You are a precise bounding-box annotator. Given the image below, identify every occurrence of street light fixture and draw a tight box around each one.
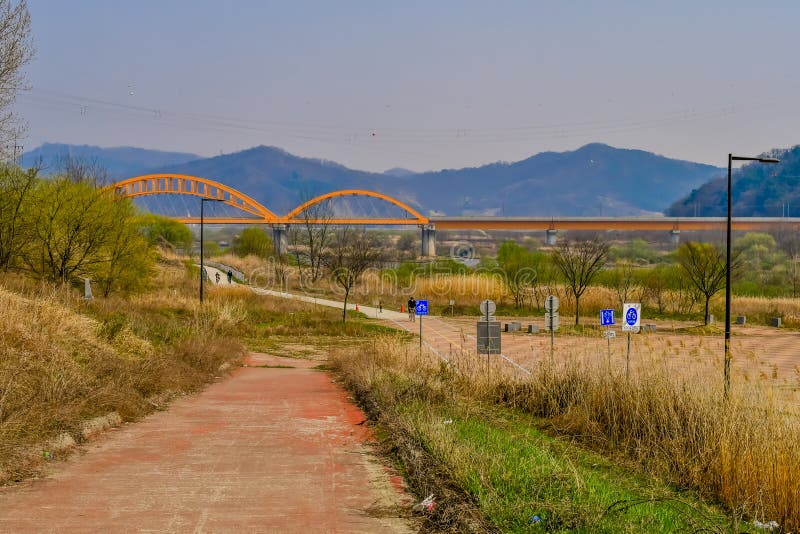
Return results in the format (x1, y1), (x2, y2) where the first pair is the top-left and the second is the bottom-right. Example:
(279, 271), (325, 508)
(724, 153), (779, 396)
(200, 197), (225, 303)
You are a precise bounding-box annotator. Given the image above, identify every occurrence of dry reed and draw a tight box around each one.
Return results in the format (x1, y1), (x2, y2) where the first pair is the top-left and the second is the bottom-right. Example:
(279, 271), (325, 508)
(332, 335), (800, 529)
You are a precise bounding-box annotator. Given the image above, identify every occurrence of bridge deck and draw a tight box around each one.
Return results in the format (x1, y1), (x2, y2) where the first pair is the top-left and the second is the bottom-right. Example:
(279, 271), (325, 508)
(429, 216), (800, 231)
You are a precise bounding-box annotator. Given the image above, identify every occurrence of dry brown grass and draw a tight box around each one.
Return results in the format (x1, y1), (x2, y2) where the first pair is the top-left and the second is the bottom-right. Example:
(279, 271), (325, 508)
(731, 295), (800, 327)
(359, 270), (800, 324)
(0, 262), (248, 484)
(332, 335), (800, 529)
(199, 255), (800, 325)
(211, 253), (269, 279)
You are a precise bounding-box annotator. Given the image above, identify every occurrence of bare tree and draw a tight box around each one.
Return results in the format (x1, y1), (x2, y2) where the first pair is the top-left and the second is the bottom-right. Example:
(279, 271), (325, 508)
(665, 264), (699, 315)
(496, 241), (543, 309)
(323, 227), (383, 322)
(292, 193), (332, 284)
(551, 239), (609, 325)
(0, 0), (33, 159)
(607, 261), (638, 308)
(395, 232), (417, 260)
(272, 242), (290, 293)
(531, 259), (558, 309)
(676, 241), (738, 325)
(56, 154), (110, 185)
(641, 265), (668, 313)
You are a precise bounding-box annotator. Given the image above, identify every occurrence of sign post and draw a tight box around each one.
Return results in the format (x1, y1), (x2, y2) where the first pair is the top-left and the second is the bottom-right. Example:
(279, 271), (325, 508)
(600, 309), (615, 366)
(545, 296), (559, 363)
(622, 303), (641, 380)
(416, 299), (429, 356)
(477, 300), (500, 378)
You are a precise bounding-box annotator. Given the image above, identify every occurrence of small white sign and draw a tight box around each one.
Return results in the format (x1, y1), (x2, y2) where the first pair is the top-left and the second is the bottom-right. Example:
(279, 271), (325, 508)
(480, 299), (496, 318)
(622, 303), (641, 332)
(545, 311), (559, 330)
(604, 330), (616, 339)
(544, 295), (559, 312)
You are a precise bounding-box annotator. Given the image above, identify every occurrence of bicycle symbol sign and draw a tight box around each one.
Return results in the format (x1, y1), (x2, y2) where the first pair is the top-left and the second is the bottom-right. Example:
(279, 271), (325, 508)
(622, 303), (641, 332)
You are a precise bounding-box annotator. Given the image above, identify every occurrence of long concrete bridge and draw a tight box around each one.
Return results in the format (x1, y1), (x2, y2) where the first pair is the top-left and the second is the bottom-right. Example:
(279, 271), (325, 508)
(111, 174), (800, 257)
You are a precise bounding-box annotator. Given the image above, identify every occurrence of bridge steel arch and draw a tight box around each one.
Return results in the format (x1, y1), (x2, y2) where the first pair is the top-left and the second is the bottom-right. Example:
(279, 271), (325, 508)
(111, 174), (279, 223)
(283, 189), (429, 226)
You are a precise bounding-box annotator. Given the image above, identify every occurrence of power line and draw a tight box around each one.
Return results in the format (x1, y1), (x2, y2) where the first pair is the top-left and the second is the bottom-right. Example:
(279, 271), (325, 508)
(17, 87), (768, 146)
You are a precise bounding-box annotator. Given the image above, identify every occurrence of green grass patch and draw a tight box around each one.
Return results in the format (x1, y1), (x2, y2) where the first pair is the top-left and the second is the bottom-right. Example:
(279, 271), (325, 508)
(401, 402), (749, 533)
(242, 307), (411, 354)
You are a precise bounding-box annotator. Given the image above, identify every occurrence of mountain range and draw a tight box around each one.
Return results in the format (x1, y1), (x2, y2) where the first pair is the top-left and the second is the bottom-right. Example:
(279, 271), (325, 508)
(21, 143), (202, 179)
(23, 142), (725, 217)
(668, 145), (800, 217)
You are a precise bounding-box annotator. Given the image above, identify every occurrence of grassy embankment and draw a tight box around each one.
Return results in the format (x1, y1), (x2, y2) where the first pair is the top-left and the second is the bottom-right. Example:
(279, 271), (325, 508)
(0, 256), (404, 485)
(332, 335), (799, 532)
(0, 260), (244, 482)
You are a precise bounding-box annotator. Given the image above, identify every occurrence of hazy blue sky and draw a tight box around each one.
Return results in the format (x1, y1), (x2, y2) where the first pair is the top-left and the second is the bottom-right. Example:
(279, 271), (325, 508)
(15, 1), (800, 172)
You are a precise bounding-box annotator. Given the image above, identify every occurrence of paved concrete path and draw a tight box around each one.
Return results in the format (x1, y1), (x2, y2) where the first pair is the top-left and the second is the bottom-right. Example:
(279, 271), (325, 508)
(0, 353), (412, 533)
(251, 287), (408, 322)
(203, 265), (236, 286)
(250, 287), (533, 376)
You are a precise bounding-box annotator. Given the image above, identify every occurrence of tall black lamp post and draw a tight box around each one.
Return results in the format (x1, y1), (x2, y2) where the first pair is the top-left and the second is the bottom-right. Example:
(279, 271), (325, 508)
(724, 154), (779, 396)
(200, 197), (224, 303)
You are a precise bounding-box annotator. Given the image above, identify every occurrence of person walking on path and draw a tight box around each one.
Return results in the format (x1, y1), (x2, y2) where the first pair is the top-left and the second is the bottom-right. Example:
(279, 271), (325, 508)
(215, 272), (220, 284)
(407, 297), (416, 322)
(227, 270), (233, 284)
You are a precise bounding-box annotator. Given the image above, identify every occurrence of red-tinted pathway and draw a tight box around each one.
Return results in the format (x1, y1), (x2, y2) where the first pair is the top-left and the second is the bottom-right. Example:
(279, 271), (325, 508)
(0, 353), (412, 533)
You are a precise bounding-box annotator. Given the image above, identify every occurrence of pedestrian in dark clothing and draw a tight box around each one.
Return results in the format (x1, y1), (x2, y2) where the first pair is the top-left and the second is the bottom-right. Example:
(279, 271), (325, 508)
(407, 297), (416, 322)
(227, 270), (233, 284)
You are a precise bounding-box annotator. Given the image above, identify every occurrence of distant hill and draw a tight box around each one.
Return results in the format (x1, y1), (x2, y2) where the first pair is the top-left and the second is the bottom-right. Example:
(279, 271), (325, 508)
(153, 146), (391, 214)
(152, 143), (721, 216)
(21, 143), (202, 180)
(401, 143), (721, 217)
(23, 142), (722, 216)
(383, 167), (416, 178)
(668, 145), (800, 217)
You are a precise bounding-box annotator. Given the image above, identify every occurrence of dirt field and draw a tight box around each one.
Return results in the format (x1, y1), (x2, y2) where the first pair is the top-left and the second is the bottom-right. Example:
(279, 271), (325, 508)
(386, 313), (800, 401)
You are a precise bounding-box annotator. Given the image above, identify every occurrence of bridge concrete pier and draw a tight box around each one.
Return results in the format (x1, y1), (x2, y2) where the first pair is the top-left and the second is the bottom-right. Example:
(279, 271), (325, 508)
(546, 229), (558, 246)
(271, 224), (288, 255)
(420, 225), (436, 257)
(670, 229), (681, 245)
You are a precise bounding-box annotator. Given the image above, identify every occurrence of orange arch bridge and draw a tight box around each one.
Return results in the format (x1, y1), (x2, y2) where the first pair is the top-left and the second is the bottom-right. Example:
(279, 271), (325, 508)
(111, 174), (434, 254)
(112, 174), (279, 223)
(111, 174), (429, 226)
(112, 173), (800, 257)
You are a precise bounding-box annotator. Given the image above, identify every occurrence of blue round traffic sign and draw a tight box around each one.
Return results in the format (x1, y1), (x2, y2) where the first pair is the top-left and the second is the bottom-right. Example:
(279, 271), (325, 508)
(625, 307), (638, 325)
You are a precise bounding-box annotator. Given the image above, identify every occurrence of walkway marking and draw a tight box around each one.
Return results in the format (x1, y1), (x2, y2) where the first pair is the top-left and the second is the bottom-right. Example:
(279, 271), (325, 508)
(387, 318), (449, 363)
(251, 287), (532, 377)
